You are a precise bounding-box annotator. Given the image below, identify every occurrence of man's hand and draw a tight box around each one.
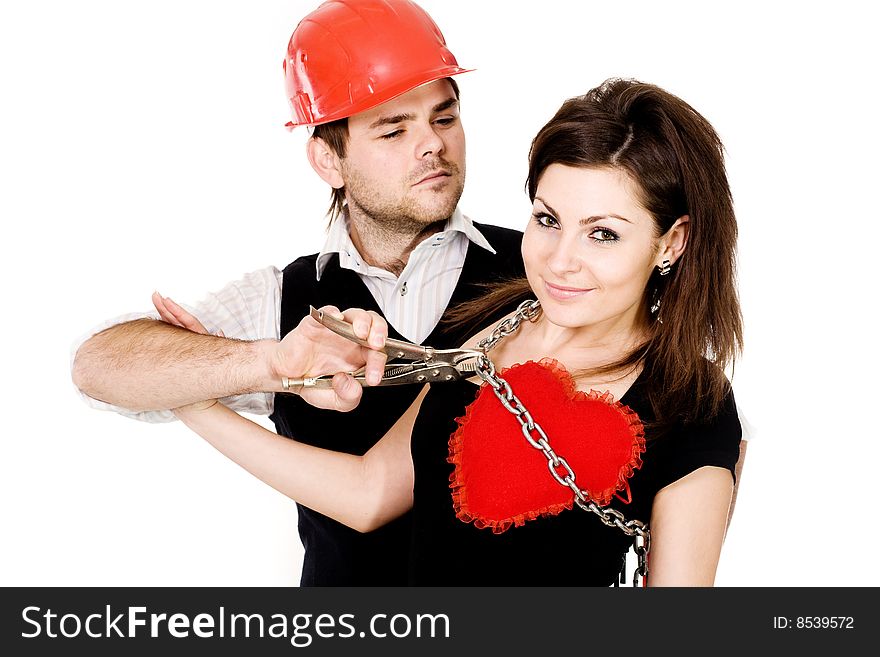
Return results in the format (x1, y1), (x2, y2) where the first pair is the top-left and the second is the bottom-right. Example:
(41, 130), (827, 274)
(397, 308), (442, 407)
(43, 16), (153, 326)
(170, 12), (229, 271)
(272, 306), (388, 412)
(153, 293), (388, 412)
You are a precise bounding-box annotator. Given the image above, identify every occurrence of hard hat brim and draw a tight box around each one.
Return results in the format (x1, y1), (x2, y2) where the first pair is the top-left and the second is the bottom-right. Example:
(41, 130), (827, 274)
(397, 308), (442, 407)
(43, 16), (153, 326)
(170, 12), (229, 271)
(285, 66), (474, 130)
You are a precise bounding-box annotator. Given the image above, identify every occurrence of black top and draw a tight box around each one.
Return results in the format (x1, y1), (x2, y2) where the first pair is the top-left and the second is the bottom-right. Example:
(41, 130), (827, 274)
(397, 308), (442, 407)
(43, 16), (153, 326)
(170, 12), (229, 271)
(270, 223), (526, 586)
(408, 366), (742, 585)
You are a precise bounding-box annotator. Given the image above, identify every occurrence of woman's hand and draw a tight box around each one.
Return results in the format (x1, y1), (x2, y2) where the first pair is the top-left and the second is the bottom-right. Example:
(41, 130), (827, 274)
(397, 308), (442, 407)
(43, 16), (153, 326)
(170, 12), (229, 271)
(152, 292), (223, 414)
(154, 292), (414, 529)
(152, 291), (224, 338)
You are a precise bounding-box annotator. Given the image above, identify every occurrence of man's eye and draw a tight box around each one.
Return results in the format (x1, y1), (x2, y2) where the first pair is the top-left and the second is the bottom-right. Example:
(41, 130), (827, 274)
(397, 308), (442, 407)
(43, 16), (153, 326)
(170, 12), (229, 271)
(380, 130), (404, 140)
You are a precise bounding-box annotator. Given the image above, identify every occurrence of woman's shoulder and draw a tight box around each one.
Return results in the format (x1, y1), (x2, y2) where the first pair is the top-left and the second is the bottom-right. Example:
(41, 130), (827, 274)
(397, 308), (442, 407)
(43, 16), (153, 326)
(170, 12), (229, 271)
(637, 367), (741, 490)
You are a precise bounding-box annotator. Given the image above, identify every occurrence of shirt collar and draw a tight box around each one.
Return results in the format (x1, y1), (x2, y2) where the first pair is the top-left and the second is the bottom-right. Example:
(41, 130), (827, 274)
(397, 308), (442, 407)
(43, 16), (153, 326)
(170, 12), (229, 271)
(315, 206), (496, 280)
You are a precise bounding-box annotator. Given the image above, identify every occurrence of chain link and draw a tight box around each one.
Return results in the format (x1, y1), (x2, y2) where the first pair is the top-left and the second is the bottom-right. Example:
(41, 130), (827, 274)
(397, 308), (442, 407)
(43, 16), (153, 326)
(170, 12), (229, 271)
(476, 299), (542, 354)
(476, 299), (651, 586)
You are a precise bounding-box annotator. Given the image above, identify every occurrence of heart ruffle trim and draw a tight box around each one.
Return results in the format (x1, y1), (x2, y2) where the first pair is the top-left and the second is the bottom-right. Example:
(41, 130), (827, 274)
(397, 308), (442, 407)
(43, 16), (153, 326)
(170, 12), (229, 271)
(447, 358), (646, 534)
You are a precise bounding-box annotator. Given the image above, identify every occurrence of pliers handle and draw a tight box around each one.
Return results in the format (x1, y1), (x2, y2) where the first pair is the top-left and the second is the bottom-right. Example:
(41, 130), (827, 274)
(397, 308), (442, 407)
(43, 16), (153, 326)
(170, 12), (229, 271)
(282, 306), (485, 392)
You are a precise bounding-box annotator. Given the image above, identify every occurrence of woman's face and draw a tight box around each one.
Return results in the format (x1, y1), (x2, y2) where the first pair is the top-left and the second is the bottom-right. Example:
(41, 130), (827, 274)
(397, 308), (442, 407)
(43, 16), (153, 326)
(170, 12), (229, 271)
(522, 164), (663, 334)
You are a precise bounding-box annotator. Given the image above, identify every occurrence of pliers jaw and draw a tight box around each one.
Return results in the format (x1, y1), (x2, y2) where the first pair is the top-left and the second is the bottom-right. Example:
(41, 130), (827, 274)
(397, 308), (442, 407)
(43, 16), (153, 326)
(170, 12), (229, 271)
(282, 306), (484, 392)
(377, 350), (483, 385)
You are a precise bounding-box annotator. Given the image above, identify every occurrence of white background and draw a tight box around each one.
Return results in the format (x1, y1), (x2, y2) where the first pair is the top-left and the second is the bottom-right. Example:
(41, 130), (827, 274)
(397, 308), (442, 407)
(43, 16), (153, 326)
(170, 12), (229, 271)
(2, 0), (878, 587)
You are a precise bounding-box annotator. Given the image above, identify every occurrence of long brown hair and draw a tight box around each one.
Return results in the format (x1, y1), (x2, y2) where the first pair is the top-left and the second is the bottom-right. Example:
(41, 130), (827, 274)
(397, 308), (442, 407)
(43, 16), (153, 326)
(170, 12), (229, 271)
(447, 78), (743, 430)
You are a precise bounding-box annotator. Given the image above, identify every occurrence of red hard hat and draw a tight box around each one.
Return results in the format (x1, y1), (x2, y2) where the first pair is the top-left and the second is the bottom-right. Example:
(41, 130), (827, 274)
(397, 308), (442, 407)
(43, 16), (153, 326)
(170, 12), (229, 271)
(283, 0), (472, 128)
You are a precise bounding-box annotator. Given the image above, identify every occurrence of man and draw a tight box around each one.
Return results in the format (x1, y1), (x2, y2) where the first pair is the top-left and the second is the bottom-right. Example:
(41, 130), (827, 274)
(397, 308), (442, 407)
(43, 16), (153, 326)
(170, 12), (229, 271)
(71, 0), (525, 585)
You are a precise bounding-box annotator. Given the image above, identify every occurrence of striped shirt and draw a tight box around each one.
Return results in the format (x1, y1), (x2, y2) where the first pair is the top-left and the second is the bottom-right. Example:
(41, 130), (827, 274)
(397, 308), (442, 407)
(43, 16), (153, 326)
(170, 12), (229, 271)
(70, 208), (495, 423)
(317, 208), (495, 344)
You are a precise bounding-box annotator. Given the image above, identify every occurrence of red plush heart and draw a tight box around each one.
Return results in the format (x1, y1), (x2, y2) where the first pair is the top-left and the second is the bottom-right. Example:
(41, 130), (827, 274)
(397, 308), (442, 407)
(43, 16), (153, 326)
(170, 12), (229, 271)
(448, 359), (645, 534)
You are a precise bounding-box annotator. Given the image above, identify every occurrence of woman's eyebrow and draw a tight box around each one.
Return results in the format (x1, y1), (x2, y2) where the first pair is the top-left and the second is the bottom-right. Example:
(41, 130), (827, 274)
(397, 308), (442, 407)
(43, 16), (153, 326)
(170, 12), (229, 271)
(534, 198), (632, 224)
(533, 197), (558, 216)
(581, 213), (632, 225)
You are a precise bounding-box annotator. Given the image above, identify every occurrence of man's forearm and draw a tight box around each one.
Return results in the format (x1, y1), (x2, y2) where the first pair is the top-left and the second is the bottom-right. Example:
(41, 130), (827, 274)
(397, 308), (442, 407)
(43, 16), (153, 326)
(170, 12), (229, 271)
(72, 319), (279, 411)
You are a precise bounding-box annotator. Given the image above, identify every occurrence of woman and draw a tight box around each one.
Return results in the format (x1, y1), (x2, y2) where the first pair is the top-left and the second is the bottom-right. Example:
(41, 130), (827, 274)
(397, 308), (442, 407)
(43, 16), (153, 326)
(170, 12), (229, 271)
(169, 78), (743, 586)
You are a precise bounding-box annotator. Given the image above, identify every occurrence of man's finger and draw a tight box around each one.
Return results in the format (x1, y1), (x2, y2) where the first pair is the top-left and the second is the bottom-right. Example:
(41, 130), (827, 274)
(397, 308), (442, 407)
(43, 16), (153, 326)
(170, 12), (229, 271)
(362, 347), (387, 387)
(317, 305), (344, 320)
(300, 305), (344, 339)
(341, 308), (371, 341)
(331, 372), (363, 412)
(342, 308), (388, 347)
(368, 311), (387, 349)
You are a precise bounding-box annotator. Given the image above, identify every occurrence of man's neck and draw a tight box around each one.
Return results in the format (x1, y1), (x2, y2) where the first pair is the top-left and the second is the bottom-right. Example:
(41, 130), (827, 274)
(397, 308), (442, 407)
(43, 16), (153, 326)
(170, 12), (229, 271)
(347, 212), (447, 277)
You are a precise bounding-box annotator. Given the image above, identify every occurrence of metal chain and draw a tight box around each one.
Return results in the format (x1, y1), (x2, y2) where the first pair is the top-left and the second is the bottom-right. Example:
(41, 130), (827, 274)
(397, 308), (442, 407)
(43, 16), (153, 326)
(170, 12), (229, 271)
(475, 299), (651, 587)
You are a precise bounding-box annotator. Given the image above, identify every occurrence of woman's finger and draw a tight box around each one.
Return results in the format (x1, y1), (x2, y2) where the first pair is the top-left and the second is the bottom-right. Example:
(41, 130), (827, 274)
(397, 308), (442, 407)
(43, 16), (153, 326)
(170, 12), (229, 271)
(162, 296), (210, 334)
(152, 291), (184, 327)
(153, 292), (225, 338)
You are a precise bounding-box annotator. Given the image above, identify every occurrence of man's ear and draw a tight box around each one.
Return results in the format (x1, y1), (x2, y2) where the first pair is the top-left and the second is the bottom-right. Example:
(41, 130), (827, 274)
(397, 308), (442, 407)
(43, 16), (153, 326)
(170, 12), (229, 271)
(306, 137), (344, 189)
(658, 215), (689, 266)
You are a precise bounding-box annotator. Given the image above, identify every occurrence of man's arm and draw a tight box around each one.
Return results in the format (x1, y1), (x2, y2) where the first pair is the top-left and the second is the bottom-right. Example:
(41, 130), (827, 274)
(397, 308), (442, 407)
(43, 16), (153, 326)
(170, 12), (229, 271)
(72, 319), (281, 412)
(73, 296), (388, 413)
(71, 268), (285, 415)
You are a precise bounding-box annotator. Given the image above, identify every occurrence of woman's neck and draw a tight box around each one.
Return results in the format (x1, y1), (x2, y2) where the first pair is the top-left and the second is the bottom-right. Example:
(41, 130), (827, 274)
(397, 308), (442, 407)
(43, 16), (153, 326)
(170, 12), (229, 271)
(520, 312), (647, 370)
(470, 308), (645, 398)
(463, 306), (649, 400)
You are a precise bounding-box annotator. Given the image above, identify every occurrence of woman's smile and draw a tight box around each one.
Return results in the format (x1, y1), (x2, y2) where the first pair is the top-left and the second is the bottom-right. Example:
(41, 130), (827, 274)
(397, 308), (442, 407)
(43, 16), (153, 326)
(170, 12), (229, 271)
(543, 281), (595, 300)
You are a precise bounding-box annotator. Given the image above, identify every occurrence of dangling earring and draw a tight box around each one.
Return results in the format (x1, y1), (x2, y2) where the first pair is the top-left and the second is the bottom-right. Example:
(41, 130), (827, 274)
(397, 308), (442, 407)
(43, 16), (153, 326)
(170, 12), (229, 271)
(650, 294), (662, 315)
(650, 260), (671, 321)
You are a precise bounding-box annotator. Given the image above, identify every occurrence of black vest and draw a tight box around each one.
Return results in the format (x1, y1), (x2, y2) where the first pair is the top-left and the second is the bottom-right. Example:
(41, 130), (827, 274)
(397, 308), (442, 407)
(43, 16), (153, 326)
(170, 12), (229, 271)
(270, 223), (525, 585)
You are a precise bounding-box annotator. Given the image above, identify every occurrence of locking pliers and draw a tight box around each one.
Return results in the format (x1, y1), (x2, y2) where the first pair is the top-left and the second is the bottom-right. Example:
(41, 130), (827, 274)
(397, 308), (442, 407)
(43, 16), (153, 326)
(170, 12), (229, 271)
(281, 306), (485, 392)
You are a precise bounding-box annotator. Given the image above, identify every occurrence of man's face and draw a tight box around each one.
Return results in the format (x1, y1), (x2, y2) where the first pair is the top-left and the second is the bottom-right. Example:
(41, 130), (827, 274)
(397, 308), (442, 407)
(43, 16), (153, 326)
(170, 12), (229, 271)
(339, 79), (465, 231)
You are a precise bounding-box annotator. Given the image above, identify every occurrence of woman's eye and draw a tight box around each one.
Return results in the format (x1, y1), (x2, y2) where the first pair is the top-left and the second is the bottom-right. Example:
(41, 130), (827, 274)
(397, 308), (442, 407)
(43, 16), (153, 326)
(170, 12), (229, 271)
(590, 228), (619, 242)
(532, 212), (558, 228)
(434, 117), (457, 126)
